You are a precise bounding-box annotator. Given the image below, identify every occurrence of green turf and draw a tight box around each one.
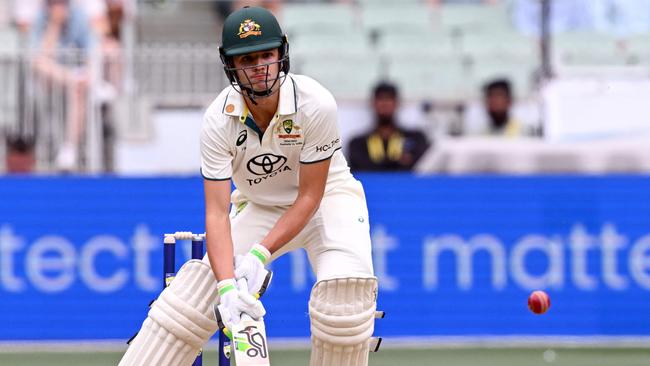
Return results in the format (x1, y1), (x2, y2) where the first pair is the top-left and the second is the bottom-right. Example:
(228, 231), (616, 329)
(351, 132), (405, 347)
(0, 348), (649, 366)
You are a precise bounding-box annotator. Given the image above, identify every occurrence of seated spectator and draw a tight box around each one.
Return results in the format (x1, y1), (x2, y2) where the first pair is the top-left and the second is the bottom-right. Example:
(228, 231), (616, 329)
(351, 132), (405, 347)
(5, 135), (36, 173)
(30, 0), (96, 171)
(13, 0), (107, 34)
(463, 78), (537, 137)
(347, 82), (430, 172)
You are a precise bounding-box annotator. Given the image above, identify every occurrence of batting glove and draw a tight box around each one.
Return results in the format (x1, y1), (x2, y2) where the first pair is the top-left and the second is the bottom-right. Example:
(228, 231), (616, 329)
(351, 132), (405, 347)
(213, 278), (266, 337)
(234, 244), (273, 298)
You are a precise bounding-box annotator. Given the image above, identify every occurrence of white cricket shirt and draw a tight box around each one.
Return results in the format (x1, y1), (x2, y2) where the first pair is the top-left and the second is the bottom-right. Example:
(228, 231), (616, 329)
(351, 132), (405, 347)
(201, 74), (354, 207)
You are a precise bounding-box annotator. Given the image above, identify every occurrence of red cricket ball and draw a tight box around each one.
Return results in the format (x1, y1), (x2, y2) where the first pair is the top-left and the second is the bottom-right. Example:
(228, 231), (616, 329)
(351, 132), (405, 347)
(528, 290), (551, 315)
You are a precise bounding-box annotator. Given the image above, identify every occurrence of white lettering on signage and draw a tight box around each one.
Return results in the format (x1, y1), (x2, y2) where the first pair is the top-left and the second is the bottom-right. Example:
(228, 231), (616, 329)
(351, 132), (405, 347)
(510, 234), (564, 289)
(569, 224), (597, 290)
(0, 226), (25, 291)
(80, 235), (129, 292)
(601, 224), (628, 290)
(629, 235), (650, 289)
(420, 223), (650, 291)
(0, 224), (186, 294)
(2, 222), (650, 293)
(424, 234), (507, 291)
(132, 225), (158, 291)
(26, 236), (76, 293)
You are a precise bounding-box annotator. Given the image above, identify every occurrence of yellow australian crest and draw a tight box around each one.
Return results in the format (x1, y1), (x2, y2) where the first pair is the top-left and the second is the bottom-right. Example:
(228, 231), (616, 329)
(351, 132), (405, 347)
(238, 19), (262, 39)
(283, 119), (293, 134)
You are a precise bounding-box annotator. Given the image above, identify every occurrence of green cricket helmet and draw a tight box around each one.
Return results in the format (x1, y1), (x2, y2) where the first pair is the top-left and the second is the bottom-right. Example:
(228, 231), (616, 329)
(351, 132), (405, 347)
(219, 6), (290, 99)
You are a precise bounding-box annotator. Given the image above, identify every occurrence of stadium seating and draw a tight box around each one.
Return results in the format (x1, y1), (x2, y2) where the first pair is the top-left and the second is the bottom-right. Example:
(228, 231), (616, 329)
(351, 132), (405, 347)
(299, 53), (382, 100)
(460, 32), (537, 58)
(290, 32), (371, 60)
(281, 1), (541, 102)
(623, 35), (650, 65)
(437, 2), (513, 36)
(461, 32), (539, 98)
(552, 31), (626, 67)
(360, 3), (435, 38)
(469, 55), (539, 99)
(387, 54), (470, 101)
(280, 3), (357, 39)
(625, 34), (650, 53)
(376, 32), (459, 59)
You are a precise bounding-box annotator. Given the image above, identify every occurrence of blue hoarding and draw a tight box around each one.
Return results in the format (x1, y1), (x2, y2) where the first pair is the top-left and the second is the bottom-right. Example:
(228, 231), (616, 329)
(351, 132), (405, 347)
(0, 175), (649, 340)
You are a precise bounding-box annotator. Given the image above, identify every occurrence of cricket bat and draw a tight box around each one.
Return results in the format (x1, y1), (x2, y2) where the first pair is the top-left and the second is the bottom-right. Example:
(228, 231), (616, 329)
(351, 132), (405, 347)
(231, 314), (270, 365)
(231, 278), (270, 365)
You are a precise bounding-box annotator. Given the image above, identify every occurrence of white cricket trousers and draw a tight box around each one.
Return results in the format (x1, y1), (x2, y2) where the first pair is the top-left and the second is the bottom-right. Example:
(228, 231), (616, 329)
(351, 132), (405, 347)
(207, 179), (374, 281)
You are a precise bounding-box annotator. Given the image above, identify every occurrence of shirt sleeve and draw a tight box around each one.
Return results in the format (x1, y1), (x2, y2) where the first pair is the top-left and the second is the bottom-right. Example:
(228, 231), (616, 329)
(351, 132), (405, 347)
(299, 92), (341, 163)
(201, 113), (233, 180)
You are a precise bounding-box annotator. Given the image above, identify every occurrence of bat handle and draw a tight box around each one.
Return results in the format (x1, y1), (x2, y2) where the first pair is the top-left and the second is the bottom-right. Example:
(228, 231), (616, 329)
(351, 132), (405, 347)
(237, 278), (255, 322)
(237, 278), (249, 294)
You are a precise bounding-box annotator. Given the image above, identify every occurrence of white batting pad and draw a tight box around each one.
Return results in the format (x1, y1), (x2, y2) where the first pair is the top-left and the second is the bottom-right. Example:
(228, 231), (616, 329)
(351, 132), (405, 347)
(309, 277), (378, 366)
(119, 260), (220, 366)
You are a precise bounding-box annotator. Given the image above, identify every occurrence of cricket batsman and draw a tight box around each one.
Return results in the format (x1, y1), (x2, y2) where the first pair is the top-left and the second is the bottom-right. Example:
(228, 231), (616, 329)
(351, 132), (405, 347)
(120, 6), (378, 366)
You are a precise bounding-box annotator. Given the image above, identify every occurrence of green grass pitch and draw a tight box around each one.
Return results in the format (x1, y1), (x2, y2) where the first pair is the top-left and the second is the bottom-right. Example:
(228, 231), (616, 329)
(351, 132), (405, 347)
(0, 347), (649, 366)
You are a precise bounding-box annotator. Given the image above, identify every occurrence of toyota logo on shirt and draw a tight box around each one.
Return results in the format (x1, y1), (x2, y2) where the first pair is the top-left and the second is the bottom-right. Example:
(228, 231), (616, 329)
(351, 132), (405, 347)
(247, 153), (288, 176)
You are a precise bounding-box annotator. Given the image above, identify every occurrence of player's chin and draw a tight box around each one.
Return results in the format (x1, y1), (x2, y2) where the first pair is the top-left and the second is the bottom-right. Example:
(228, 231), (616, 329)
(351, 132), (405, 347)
(251, 82), (278, 93)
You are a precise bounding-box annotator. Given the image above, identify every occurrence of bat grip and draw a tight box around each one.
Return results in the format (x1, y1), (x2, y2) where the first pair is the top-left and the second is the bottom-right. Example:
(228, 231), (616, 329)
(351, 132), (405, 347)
(237, 278), (249, 293)
(237, 278), (254, 322)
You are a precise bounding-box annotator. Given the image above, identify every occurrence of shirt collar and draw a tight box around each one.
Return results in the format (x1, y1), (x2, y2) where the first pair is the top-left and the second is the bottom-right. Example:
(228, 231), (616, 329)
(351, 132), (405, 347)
(221, 74), (297, 118)
(278, 74), (297, 116)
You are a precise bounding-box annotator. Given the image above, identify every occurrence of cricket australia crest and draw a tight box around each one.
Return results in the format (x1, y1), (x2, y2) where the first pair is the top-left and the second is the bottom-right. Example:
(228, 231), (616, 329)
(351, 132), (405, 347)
(283, 119), (293, 134)
(238, 19), (262, 39)
(276, 119), (303, 146)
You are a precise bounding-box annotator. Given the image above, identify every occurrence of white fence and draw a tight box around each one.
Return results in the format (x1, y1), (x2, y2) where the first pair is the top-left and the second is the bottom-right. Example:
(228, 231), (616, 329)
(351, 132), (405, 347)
(0, 48), (105, 172)
(0, 44), (227, 173)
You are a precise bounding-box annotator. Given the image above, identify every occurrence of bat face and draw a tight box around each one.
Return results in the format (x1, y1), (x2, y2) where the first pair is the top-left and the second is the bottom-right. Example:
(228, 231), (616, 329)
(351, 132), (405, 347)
(232, 318), (270, 365)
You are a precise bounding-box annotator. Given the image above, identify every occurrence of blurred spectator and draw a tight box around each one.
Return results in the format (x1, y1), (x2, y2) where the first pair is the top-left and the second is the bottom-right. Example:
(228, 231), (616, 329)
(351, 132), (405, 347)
(13, 0), (107, 34)
(512, 0), (592, 36)
(31, 0), (97, 171)
(5, 135), (36, 173)
(104, 0), (128, 76)
(12, 0), (41, 34)
(347, 82), (430, 172)
(462, 78), (535, 137)
(105, 0), (125, 41)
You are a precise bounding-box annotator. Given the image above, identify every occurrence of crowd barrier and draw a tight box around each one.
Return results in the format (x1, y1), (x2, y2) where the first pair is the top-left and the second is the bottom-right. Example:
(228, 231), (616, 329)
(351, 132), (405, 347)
(0, 174), (649, 340)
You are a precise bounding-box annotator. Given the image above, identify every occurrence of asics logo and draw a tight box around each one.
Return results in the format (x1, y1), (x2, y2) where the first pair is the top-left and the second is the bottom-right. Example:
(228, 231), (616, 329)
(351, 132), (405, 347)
(236, 130), (247, 146)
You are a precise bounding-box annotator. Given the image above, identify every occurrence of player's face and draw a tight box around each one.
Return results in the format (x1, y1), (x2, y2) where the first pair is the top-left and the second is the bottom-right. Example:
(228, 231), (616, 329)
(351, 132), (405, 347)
(232, 49), (281, 92)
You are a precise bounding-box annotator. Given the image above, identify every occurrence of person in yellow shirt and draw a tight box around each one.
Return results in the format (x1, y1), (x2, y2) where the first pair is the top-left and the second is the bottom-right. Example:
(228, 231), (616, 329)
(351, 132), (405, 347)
(347, 82), (430, 171)
(463, 78), (528, 137)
